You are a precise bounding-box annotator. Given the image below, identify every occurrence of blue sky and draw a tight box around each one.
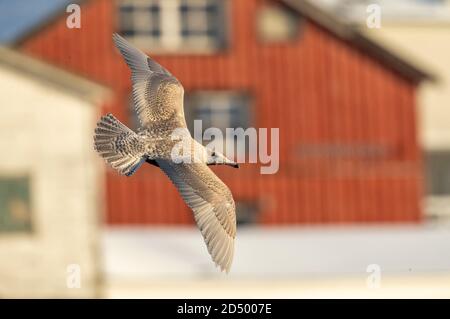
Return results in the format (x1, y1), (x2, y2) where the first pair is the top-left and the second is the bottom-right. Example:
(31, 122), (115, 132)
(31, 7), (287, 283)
(0, 0), (76, 44)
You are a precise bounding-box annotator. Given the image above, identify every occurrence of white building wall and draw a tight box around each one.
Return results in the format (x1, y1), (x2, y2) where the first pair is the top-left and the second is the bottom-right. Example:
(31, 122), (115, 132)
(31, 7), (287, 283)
(0, 65), (102, 297)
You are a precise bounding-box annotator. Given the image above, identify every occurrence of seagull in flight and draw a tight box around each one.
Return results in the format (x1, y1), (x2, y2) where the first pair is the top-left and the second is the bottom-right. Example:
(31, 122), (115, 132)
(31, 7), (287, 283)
(94, 34), (239, 273)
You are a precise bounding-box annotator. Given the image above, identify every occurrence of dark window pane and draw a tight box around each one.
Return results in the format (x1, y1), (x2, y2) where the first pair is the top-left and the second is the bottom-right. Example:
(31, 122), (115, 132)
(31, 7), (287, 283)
(120, 5), (134, 13)
(184, 92), (251, 156)
(236, 201), (259, 225)
(0, 176), (32, 233)
(148, 5), (160, 13)
(118, 1), (161, 41)
(179, 0), (223, 45)
(122, 30), (135, 37)
(425, 151), (450, 195)
(205, 4), (217, 13)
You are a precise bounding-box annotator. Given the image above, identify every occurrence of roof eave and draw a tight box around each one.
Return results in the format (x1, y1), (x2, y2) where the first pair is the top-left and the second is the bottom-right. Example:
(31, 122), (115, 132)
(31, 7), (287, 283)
(0, 46), (111, 104)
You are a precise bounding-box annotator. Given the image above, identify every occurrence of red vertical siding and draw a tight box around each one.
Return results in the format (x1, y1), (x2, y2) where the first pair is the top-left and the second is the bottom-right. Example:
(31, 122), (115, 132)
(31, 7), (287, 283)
(20, 0), (423, 225)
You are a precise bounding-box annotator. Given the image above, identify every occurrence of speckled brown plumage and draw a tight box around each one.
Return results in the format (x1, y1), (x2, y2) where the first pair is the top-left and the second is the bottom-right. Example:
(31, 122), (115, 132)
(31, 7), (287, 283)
(93, 34), (237, 273)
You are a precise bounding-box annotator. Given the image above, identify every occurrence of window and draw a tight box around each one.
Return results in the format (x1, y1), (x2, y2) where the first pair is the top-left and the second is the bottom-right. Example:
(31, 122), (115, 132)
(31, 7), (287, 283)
(423, 151), (450, 221)
(118, 0), (226, 52)
(257, 4), (303, 43)
(425, 151), (450, 195)
(0, 176), (32, 233)
(119, 0), (162, 47)
(179, 0), (224, 48)
(235, 201), (260, 226)
(185, 92), (251, 157)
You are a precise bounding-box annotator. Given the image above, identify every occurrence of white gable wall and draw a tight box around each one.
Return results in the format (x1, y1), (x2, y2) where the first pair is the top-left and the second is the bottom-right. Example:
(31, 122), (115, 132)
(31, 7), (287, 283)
(0, 65), (102, 298)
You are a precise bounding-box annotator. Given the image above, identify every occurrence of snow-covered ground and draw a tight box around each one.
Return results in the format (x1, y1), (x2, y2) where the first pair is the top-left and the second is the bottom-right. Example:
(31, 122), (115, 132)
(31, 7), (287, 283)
(101, 225), (450, 298)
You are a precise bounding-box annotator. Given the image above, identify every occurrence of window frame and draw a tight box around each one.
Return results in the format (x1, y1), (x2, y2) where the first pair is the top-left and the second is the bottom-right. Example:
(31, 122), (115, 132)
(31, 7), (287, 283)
(0, 174), (34, 235)
(235, 200), (260, 226)
(184, 90), (254, 157)
(425, 150), (450, 196)
(116, 0), (229, 53)
(256, 3), (304, 44)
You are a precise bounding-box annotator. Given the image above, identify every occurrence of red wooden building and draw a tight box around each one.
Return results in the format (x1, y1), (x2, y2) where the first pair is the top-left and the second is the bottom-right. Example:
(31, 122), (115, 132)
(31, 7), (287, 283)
(13, 0), (431, 225)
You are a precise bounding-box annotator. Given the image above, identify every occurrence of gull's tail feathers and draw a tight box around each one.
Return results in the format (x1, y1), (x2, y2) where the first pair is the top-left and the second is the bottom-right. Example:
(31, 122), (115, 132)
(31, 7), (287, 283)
(94, 113), (146, 176)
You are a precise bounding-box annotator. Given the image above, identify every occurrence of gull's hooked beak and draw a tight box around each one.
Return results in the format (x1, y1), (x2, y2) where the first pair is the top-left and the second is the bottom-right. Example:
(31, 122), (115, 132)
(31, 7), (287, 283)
(210, 150), (240, 168)
(221, 154), (239, 169)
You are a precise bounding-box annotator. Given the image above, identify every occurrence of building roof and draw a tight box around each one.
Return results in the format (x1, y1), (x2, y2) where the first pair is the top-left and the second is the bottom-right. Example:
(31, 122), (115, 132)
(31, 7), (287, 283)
(0, 0), (434, 83)
(281, 0), (435, 83)
(314, 0), (450, 24)
(0, 0), (80, 45)
(0, 46), (109, 103)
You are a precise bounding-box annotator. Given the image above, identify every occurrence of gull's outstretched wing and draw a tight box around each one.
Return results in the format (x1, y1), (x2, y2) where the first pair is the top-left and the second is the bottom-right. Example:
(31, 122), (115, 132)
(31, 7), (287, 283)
(113, 33), (186, 127)
(157, 160), (237, 273)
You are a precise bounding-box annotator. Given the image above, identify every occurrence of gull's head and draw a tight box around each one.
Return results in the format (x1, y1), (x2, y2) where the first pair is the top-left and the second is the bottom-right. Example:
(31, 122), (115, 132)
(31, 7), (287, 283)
(206, 148), (239, 168)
